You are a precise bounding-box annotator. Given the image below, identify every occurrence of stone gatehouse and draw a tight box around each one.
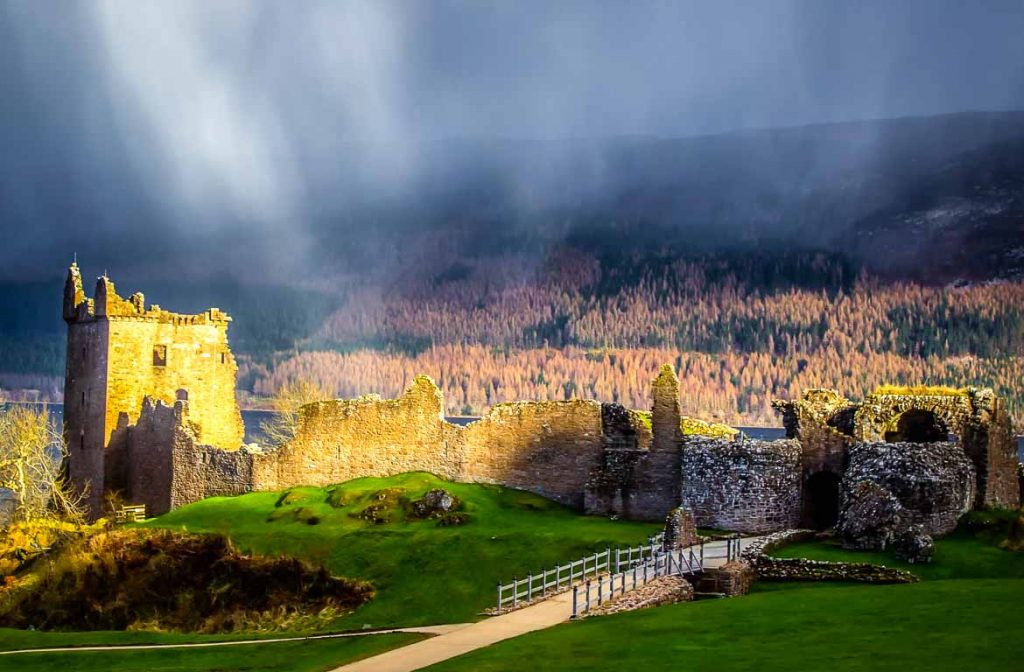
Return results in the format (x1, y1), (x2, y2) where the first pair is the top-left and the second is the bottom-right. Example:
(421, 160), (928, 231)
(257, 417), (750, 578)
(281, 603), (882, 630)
(63, 266), (1021, 530)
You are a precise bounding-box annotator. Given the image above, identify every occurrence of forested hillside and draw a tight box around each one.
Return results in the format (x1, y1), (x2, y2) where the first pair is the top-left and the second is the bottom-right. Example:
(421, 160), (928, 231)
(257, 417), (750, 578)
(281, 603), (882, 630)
(237, 251), (1024, 426)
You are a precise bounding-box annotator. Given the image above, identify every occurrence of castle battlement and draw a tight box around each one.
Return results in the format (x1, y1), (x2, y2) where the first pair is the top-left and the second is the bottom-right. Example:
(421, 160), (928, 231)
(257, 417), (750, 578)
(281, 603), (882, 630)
(63, 263), (231, 325)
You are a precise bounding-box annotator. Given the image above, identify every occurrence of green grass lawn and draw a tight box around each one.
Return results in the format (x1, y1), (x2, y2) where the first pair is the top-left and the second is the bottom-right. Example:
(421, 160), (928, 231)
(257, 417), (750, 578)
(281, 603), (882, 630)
(422, 579), (1023, 672)
(769, 512), (1024, 582)
(421, 510), (1024, 671)
(1, 632), (423, 672)
(136, 472), (659, 630)
(0, 629), (269, 652)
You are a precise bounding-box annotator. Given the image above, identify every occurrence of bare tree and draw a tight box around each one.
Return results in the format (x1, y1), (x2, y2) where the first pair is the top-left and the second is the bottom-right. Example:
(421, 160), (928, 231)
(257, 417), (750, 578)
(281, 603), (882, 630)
(0, 403), (83, 523)
(258, 381), (331, 447)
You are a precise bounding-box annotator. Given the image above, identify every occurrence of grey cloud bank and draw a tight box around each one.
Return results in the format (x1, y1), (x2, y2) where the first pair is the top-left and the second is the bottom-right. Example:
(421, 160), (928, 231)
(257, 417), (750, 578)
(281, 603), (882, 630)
(1, 0), (1023, 281)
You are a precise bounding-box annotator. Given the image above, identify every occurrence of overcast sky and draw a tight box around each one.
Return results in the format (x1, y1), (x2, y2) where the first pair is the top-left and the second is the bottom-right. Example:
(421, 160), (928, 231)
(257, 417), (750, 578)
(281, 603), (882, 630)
(2, 0), (1024, 280)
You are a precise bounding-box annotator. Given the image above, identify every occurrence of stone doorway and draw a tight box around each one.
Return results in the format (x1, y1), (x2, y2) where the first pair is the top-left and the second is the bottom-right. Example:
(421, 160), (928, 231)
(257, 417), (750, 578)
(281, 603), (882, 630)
(805, 471), (841, 530)
(884, 409), (949, 443)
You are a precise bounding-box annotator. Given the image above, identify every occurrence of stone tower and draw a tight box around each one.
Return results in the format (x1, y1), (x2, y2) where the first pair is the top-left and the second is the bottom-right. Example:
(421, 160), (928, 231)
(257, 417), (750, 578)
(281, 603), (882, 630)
(63, 263), (244, 517)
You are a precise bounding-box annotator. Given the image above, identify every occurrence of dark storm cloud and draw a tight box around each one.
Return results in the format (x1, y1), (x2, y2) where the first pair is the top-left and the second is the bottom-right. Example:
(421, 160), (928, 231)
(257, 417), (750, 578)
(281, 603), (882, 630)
(1, 0), (1023, 281)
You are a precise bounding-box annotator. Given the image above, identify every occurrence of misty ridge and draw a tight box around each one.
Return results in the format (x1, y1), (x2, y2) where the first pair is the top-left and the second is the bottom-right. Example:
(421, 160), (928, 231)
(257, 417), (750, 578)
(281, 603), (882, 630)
(4, 1), (1024, 286)
(3, 110), (1024, 344)
(6, 110), (1024, 289)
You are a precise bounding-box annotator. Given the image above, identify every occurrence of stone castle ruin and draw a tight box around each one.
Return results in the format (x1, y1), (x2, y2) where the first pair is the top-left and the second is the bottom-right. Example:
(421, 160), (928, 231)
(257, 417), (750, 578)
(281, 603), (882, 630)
(62, 265), (1021, 539)
(63, 263), (244, 516)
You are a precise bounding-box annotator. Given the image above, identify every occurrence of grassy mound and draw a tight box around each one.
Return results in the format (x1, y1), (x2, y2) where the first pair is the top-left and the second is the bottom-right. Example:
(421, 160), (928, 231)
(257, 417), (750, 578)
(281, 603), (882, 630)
(423, 580), (1024, 672)
(0, 529), (373, 632)
(140, 472), (659, 628)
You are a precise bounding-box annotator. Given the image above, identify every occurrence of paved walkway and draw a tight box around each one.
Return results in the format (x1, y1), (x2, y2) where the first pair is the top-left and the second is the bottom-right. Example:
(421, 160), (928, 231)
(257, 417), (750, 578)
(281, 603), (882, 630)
(332, 537), (758, 672)
(0, 624), (467, 656)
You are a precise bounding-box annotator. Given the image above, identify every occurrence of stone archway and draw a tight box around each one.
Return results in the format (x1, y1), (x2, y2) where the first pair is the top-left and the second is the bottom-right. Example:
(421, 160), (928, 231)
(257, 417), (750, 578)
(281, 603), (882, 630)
(804, 471), (841, 530)
(884, 409), (949, 443)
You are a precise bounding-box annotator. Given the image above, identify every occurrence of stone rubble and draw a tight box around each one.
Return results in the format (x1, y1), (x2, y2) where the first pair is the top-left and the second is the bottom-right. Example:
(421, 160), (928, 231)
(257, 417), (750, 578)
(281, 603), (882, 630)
(742, 529), (918, 584)
(585, 575), (694, 617)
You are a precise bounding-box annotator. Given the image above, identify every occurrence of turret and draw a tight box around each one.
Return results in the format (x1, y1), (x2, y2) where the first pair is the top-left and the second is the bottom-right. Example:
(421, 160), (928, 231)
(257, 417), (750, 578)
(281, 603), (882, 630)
(651, 364), (683, 452)
(62, 262), (86, 322)
(94, 275), (113, 317)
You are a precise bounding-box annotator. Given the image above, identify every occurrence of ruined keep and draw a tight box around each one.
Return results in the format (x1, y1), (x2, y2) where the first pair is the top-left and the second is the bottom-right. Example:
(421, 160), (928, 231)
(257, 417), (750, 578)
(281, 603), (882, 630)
(63, 267), (1020, 529)
(63, 264), (244, 517)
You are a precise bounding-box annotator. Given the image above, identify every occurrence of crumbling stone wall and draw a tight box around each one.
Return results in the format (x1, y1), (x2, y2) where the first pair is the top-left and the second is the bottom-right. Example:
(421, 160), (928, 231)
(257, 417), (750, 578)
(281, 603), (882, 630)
(252, 376), (450, 492)
(840, 441), (975, 537)
(663, 507), (698, 549)
(742, 530), (918, 583)
(124, 398), (179, 516)
(775, 386), (1020, 520)
(457, 399), (604, 508)
(962, 389), (1020, 508)
(854, 392), (973, 442)
(697, 561), (755, 596)
(586, 576), (694, 617)
(251, 377), (606, 509)
(126, 397), (254, 517)
(583, 370), (689, 520)
(773, 389), (857, 476)
(680, 437), (802, 533)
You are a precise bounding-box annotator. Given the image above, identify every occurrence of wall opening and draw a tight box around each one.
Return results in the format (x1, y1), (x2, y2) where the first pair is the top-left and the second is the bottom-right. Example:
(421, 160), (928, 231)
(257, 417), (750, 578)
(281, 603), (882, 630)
(805, 471), (841, 530)
(885, 409), (948, 443)
(153, 344), (168, 367)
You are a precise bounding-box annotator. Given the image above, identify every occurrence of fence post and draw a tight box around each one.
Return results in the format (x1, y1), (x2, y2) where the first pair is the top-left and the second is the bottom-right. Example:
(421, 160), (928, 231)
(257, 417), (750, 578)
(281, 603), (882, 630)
(572, 585), (579, 619)
(512, 577), (518, 609)
(598, 575), (603, 606)
(633, 565), (637, 590)
(497, 582), (502, 613)
(606, 547), (611, 573)
(615, 547), (620, 574)
(527, 572), (534, 602)
(585, 580), (592, 613)
(620, 571), (625, 595)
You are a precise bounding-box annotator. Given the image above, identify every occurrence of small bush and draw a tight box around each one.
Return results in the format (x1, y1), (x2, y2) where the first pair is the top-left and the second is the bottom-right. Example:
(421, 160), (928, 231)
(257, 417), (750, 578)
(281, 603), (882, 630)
(0, 519), (106, 576)
(1001, 509), (1024, 552)
(959, 508), (1018, 538)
